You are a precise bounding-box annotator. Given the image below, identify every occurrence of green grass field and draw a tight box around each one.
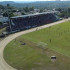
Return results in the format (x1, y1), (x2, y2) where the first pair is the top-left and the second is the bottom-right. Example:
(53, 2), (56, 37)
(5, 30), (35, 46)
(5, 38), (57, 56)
(4, 21), (70, 70)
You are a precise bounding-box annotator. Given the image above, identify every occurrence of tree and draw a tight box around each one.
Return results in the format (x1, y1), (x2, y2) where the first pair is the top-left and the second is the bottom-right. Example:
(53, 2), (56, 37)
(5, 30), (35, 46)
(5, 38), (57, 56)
(56, 8), (62, 12)
(9, 12), (14, 17)
(40, 9), (43, 13)
(21, 12), (26, 15)
(23, 7), (29, 12)
(0, 22), (3, 26)
(0, 5), (4, 9)
(29, 6), (34, 11)
(6, 4), (10, 9)
(6, 4), (14, 9)
(3, 12), (8, 17)
(58, 13), (66, 18)
(3, 12), (14, 17)
(68, 8), (70, 13)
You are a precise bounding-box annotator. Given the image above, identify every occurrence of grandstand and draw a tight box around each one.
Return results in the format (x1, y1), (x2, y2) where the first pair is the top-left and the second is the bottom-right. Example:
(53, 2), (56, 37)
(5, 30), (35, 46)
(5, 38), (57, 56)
(7, 12), (59, 32)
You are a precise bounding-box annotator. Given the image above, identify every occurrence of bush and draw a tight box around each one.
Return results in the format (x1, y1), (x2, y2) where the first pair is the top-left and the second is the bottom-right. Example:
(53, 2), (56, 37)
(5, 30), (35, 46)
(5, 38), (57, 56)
(0, 22), (3, 25)
(3, 12), (14, 17)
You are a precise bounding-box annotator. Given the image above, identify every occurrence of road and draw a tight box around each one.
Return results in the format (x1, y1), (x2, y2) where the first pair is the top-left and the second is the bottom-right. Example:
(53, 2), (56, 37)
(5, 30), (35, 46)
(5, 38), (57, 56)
(0, 18), (70, 70)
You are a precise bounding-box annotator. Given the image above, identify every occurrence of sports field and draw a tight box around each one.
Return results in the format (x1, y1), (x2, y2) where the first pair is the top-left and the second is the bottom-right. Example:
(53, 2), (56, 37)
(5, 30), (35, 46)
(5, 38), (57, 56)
(4, 21), (70, 70)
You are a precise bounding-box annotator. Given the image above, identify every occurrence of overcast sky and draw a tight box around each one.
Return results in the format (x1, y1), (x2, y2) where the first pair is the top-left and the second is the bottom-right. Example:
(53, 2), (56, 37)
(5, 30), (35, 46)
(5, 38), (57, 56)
(0, 0), (68, 2)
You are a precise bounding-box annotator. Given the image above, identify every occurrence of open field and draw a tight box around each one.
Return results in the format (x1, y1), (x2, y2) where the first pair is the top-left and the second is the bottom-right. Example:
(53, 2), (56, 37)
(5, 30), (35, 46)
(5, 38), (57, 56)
(4, 20), (70, 70)
(22, 20), (70, 57)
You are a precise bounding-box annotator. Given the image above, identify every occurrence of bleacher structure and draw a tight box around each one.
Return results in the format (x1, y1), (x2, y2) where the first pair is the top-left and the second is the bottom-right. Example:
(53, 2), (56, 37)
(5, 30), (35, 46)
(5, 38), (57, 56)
(7, 12), (59, 32)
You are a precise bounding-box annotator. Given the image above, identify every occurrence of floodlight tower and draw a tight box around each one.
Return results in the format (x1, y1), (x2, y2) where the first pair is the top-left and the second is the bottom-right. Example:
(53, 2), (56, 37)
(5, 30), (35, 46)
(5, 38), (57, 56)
(7, 4), (12, 32)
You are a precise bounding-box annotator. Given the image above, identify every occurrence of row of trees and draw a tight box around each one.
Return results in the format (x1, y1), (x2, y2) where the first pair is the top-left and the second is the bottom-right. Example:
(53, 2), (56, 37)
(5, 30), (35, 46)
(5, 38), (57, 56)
(0, 4), (15, 17)
(0, 4), (35, 17)
(3, 12), (14, 17)
(5, 5), (14, 17)
(57, 8), (70, 18)
(23, 6), (34, 12)
(0, 3), (70, 18)
(21, 6), (35, 15)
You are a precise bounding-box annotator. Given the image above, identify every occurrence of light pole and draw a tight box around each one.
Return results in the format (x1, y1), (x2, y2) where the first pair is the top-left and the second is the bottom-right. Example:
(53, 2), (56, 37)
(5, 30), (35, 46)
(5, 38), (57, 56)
(7, 4), (12, 32)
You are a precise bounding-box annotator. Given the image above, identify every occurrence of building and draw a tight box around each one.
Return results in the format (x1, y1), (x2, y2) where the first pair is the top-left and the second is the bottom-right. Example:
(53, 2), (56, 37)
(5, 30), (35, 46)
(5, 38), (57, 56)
(0, 17), (9, 23)
(7, 12), (59, 32)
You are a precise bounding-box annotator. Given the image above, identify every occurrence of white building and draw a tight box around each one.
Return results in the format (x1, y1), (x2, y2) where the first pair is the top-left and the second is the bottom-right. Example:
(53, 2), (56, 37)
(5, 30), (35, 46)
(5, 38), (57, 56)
(13, 12), (22, 16)
(0, 17), (9, 23)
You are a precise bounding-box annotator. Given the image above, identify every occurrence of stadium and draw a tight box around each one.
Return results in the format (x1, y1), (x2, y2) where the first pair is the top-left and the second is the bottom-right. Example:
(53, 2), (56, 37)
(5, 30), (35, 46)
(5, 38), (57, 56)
(0, 11), (70, 70)
(7, 12), (58, 32)
(3, 19), (70, 70)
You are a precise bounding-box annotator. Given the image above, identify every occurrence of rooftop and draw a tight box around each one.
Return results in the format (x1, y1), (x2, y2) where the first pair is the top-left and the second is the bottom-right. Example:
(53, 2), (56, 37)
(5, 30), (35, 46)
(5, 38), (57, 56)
(11, 11), (57, 19)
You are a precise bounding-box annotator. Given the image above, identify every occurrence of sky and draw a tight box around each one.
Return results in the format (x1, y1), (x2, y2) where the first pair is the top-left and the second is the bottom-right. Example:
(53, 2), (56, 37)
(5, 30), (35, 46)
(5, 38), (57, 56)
(0, 0), (53, 1)
(0, 0), (68, 2)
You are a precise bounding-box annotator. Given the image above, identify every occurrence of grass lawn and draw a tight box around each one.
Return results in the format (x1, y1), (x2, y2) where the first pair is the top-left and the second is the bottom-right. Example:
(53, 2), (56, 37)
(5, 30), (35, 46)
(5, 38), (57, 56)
(4, 21), (70, 70)
(22, 20), (70, 56)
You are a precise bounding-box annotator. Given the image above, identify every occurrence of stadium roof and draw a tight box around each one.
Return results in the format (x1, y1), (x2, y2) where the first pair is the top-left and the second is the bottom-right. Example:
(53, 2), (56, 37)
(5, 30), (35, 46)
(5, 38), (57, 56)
(11, 11), (57, 19)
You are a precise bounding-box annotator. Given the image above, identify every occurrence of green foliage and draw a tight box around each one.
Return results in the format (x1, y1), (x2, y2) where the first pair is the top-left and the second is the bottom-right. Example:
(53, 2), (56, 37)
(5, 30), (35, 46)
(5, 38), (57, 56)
(29, 6), (34, 11)
(58, 13), (65, 17)
(56, 8), (62, 12)
(23, 6), (34, 12)
(23, 7), (30, 12)
(39, 9), (43, 13)
(57, 8), (70, 17)
(0, 22), (3, 25)
(3, 12), (8, 17)
(0, 5), (4, 9)
(68, 8), (70, 13)
(3, 12), (14, 17)
(9, 12), (14, 17)
(21, 12), (26, 15)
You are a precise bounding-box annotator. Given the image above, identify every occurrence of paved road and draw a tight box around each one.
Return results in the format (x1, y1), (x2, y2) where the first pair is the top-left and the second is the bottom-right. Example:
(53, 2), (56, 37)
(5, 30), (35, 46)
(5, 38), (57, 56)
(0, 18), (70, 70)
